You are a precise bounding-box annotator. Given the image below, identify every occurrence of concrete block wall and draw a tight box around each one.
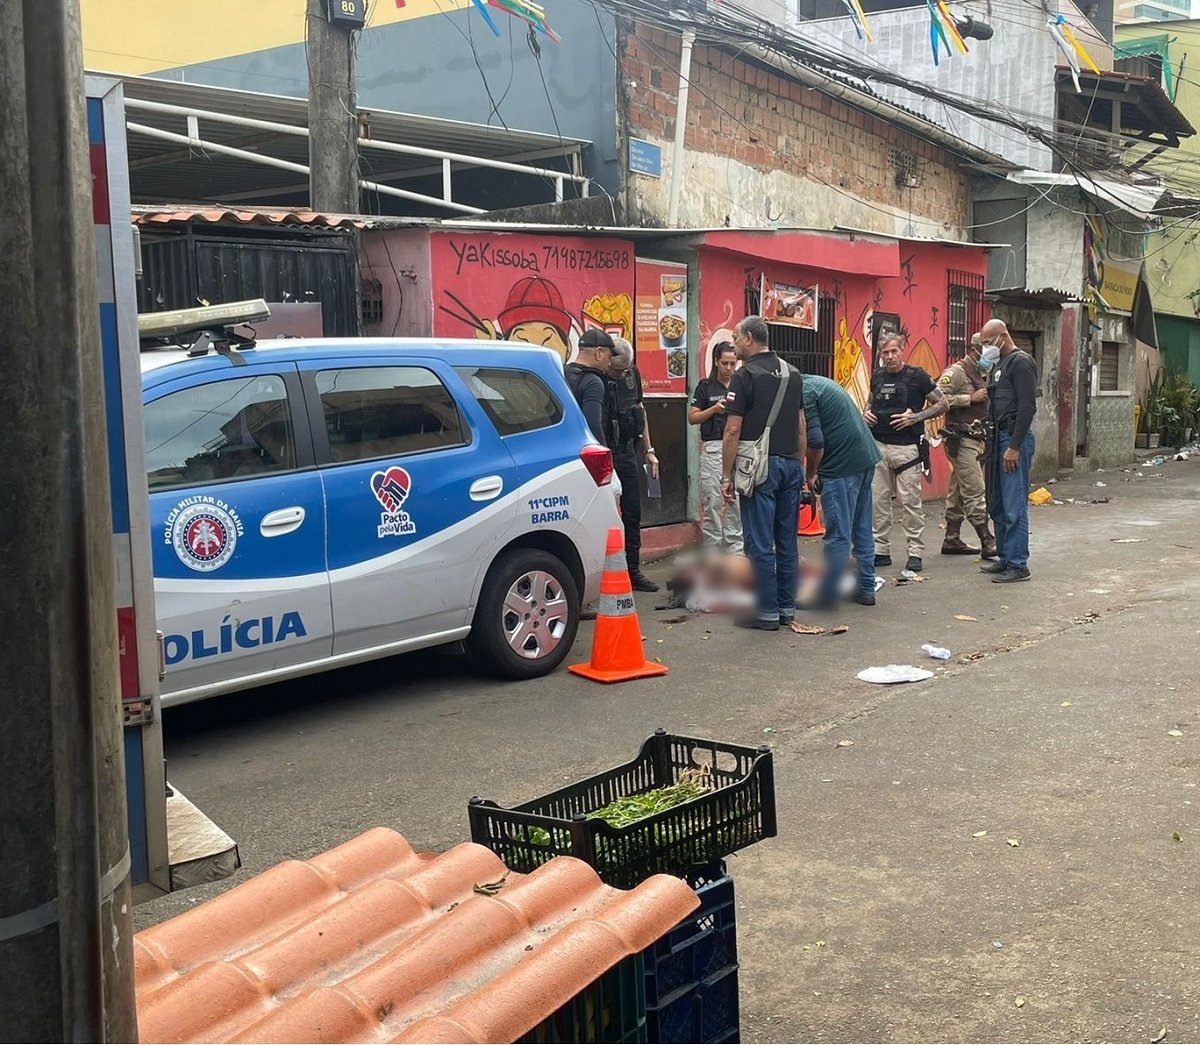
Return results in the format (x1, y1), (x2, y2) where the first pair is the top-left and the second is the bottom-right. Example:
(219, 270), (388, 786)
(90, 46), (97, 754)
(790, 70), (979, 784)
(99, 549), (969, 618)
(795, 5), (1056, 171)
(621, 23), (971, 234)
(1025, 196), (1085, 296)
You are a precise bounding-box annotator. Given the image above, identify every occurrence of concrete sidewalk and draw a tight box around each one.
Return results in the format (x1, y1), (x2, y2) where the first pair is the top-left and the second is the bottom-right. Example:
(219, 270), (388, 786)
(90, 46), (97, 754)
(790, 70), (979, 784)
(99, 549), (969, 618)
(654, 456), (1200, 1042)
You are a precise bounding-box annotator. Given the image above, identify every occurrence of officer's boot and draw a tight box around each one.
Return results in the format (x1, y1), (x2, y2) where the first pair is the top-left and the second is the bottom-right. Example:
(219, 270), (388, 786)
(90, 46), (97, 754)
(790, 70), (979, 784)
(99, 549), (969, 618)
(941, 519), (979, 555)
(974, 522), (999, 560)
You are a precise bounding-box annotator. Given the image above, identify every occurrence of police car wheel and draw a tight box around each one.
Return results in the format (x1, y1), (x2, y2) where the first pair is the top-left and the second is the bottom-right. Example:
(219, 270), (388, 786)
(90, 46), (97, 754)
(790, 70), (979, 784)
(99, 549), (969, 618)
(470, 549), (579, 679)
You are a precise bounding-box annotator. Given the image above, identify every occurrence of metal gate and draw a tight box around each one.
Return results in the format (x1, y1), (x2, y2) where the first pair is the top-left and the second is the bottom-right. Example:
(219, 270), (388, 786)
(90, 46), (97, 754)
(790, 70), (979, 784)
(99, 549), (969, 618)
(138, 227), (359, 336)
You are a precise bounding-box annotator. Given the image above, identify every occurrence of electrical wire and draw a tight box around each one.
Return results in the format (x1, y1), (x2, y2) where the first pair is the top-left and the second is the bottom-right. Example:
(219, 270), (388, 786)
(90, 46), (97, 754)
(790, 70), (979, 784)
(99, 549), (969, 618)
(528, 24), (583, 199)
(598, 0), (1200, 219)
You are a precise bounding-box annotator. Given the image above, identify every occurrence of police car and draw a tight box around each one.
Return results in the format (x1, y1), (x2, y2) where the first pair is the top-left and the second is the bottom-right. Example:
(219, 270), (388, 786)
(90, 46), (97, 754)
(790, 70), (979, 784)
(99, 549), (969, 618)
(139, 300), (620, 707)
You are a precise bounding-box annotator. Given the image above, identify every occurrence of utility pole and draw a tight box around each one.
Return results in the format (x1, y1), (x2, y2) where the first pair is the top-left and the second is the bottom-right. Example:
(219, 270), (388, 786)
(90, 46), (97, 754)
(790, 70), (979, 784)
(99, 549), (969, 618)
(306, 0), (362, 213)
(0, 1), (136, 1041)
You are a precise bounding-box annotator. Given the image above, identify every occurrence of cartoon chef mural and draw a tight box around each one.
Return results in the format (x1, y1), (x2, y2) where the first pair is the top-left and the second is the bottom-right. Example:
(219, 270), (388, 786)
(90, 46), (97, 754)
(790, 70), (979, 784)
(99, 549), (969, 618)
(432, 235), (635, 364)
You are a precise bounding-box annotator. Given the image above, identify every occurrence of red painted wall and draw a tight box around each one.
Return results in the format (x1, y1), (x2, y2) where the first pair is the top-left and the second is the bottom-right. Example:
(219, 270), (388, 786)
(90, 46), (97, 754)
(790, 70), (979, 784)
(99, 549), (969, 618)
(698, 241), (990, 499)
(429, 231), (635, 363)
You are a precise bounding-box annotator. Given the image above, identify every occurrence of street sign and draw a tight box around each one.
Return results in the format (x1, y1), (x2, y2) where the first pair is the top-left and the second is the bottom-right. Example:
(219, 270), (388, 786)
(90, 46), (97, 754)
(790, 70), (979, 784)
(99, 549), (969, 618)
(629, 137), (663, 178)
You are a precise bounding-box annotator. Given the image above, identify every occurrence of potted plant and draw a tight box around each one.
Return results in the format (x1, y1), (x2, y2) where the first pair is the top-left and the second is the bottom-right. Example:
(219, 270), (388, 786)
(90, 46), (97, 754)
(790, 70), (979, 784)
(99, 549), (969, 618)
(1137, 370), (1163, 449)
(1159, 369), (1199, 447)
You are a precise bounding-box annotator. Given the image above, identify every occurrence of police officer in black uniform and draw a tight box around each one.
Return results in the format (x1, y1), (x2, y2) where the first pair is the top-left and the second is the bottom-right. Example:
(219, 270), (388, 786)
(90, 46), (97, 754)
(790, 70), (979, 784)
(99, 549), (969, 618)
(608, 337), (660, 592)
(564, 328), (617, 447)
(979, 318), (1037, 583)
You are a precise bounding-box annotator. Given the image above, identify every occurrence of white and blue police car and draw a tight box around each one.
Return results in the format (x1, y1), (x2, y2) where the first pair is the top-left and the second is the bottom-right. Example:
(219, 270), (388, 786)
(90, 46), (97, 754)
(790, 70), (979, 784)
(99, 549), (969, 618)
(139, 301), (620, 706)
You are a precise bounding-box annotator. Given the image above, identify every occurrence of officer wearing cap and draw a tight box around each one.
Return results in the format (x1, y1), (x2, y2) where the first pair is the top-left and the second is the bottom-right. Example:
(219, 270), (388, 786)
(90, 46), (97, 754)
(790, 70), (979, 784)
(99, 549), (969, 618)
(564, 328), (617, 447)
(936, 332), (998, 559)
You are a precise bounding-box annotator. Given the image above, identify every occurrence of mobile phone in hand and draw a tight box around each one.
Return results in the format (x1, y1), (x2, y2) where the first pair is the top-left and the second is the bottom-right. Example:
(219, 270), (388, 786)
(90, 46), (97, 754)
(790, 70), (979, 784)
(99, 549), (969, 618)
(644, 463), (662, 499)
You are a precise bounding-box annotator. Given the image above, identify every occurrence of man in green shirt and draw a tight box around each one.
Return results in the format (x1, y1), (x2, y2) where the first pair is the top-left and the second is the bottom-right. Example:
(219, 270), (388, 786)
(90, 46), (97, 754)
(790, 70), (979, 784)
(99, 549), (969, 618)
(803, 375), (883, 608)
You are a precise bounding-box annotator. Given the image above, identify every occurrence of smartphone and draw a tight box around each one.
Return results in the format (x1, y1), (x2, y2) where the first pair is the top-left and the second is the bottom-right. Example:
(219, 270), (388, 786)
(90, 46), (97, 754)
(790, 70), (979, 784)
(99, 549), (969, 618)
(644, 463), (662, 499)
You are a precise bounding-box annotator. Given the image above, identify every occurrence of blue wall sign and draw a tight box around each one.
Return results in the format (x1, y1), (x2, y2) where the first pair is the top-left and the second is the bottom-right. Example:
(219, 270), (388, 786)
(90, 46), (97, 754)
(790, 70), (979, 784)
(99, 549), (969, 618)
(628, 138), (663, 178)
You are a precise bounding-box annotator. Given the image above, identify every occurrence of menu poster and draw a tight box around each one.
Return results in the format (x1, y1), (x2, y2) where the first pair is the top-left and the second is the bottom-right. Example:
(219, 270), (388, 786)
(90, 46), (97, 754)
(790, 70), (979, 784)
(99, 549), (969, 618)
(635, 259), (689, 395)
(761, 275), (818, 331)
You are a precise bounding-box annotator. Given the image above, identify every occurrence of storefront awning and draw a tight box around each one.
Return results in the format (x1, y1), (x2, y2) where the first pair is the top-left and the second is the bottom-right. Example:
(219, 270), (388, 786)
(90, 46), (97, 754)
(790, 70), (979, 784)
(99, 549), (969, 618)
(697, 229), (899, 277)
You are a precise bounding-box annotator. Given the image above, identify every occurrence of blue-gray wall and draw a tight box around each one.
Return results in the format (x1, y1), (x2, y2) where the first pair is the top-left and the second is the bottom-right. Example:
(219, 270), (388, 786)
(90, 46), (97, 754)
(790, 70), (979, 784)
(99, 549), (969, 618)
(156, 0), (620, 191)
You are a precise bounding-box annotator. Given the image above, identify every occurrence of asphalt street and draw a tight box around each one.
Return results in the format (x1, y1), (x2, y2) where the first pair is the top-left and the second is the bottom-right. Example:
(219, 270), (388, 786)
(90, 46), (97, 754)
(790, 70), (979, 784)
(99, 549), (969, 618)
(138, 452), (1200, 1043)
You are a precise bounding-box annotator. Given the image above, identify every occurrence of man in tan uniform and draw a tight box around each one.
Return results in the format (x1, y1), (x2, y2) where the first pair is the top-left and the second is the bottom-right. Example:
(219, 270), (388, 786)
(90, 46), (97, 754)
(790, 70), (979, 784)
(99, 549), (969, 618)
(937, 333), (998, 559)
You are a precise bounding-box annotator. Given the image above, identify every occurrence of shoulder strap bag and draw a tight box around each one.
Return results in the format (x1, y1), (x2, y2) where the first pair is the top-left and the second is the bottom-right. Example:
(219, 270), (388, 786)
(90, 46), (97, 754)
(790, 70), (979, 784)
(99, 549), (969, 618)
(733, 364), (791, 496)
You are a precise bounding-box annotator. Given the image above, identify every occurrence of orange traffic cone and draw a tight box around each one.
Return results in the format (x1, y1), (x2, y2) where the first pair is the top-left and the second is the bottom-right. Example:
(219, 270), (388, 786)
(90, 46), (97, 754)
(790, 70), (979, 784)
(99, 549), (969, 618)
(570, 528), (669, 684)
(798, 492), (825, 537)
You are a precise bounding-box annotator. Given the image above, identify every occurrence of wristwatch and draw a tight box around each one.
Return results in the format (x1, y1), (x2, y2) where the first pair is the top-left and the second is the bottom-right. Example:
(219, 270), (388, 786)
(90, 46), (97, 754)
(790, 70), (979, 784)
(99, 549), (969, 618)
(644, 446), (656, 455)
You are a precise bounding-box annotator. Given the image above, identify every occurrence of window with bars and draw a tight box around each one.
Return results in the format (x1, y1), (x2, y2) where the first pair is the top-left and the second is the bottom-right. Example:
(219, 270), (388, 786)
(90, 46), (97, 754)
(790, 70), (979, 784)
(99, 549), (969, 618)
(947, 270), (986, 362)
(744, 282), (836, 378)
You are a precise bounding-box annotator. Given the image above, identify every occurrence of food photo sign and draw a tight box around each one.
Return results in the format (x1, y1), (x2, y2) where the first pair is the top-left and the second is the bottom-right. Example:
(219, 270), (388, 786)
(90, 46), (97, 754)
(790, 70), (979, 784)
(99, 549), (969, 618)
(635, 258), (689, 395)
(761, 275), (819, 331)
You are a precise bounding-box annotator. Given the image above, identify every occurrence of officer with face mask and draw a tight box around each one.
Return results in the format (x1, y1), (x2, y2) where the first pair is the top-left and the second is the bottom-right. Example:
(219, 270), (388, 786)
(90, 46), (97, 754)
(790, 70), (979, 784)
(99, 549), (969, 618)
(936, 333), (998, 559)
(979, 319), (1037, 583)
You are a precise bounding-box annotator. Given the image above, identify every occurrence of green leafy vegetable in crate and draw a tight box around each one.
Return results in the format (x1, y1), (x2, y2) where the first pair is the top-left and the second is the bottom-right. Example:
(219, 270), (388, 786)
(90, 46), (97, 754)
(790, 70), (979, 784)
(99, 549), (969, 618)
(587, 767), (713, 828)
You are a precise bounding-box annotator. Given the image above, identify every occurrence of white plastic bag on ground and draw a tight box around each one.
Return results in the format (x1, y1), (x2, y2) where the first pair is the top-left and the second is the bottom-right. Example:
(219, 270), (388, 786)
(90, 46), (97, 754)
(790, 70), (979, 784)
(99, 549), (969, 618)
(857, 664), (935, 684)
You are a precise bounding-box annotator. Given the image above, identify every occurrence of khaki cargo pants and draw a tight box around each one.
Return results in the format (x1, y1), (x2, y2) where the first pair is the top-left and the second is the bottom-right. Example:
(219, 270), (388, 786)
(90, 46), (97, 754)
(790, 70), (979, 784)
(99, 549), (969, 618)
(944, 435), (988, 528)
(872, 441), (924, 559)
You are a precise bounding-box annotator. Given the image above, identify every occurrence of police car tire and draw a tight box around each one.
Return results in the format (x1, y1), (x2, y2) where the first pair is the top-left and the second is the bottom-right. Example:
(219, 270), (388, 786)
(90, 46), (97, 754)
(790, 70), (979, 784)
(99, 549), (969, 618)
(469, 548), (580, 679)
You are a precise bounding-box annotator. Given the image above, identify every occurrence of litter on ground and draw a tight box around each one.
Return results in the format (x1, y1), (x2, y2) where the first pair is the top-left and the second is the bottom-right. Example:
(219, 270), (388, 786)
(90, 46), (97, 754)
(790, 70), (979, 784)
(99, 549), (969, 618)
(857, 665), (935, 684)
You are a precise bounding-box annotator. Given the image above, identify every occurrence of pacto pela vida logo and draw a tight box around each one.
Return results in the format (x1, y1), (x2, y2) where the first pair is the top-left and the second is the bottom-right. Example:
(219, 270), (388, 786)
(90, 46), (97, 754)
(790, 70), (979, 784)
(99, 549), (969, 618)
(371, 466), (417, 538)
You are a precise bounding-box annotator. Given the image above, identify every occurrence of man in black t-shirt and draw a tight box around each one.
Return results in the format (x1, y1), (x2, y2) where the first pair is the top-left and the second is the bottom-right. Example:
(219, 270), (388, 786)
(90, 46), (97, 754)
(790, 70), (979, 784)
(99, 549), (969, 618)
(720, 316), (806, 631)
(865, 334), (947, 573)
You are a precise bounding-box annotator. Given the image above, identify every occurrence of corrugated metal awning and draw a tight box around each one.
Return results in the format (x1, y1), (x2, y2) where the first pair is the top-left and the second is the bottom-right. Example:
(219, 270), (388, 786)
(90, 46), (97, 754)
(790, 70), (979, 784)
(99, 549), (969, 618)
(111, 74), (589, 213)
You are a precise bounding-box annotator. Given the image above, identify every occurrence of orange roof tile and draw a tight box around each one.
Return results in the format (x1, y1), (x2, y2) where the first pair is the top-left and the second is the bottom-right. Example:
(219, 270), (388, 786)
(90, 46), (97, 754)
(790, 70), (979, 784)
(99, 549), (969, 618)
(135, 828), (699, 1044)
(133, 207), (368, 229)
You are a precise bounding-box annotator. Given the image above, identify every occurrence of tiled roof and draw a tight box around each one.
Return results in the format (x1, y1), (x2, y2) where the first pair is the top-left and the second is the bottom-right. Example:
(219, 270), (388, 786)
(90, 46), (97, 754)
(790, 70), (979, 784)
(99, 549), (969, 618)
(133, 206), (371, 230)
(134, 828), (700, 1044)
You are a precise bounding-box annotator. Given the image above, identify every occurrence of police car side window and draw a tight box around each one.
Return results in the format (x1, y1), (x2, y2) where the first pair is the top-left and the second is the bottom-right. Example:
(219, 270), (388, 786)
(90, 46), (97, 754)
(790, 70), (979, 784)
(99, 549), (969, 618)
(454, 367), (563, 436)
(317, 367), (467, 463)
(145, 376), (295, 490)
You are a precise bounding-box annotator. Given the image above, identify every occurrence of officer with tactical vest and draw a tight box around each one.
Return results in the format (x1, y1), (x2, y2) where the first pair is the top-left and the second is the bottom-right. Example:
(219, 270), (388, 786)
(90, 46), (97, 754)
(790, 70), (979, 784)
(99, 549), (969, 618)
(607, 337), (660, 592)
(564, 328), (617, 447)
(937, 332), (998, 559)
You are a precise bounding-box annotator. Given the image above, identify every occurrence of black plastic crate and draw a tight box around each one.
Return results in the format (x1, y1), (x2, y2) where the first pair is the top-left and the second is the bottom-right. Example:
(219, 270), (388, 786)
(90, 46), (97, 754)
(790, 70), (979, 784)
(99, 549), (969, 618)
(468, 730), (775, 889)
(643, 863), (737, 1012)
(519, 953), (647, 1044)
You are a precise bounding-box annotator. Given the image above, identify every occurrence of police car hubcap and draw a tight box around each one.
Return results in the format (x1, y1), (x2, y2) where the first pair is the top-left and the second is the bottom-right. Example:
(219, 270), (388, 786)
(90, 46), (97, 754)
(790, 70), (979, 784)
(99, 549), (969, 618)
(503, 571), (568, 659)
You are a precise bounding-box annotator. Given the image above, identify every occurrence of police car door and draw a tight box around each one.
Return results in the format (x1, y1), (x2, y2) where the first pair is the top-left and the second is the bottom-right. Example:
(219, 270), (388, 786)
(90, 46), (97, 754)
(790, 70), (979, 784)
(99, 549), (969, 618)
(144, 363), (332, 702)
(303, 356), (519, 654)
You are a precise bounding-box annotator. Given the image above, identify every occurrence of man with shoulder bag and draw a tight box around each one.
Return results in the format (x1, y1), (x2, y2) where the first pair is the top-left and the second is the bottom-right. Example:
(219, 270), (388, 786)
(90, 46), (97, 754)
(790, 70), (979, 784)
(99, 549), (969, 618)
(720, 316), (806, 631)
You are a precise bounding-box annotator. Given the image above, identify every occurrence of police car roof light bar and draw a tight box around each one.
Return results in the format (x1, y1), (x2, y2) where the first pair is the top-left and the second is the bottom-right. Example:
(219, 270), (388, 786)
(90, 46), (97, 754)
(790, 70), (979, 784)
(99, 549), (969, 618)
(137, 299), (271, 341)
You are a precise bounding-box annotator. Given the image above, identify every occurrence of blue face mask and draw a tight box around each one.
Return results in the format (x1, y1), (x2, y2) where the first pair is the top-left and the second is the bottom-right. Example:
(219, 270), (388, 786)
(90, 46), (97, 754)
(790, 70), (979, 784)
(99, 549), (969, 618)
(977, 354), (996, 374)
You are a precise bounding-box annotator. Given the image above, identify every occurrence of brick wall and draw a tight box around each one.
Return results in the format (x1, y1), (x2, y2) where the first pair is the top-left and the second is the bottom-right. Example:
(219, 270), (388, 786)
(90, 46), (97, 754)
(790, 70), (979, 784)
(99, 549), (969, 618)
(621, 22), (971, 232)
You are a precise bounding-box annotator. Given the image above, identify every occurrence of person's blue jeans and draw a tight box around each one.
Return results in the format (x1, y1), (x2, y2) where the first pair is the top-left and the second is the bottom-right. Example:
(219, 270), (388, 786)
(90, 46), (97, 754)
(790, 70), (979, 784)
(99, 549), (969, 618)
(989, 430), (1034, 570)
(818, 468), (876, 603)
(739, 456), (804, 621)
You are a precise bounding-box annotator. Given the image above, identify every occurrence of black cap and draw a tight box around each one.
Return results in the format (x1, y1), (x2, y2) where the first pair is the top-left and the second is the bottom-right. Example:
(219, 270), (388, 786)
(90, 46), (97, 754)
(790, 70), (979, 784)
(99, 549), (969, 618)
(579, 328), (614, 350)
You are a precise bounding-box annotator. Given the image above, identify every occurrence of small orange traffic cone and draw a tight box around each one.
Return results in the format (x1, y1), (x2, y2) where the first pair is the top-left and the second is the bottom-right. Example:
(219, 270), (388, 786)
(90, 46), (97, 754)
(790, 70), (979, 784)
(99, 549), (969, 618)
(570, 527), (669, 684)
(798, 491), (825, 537)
